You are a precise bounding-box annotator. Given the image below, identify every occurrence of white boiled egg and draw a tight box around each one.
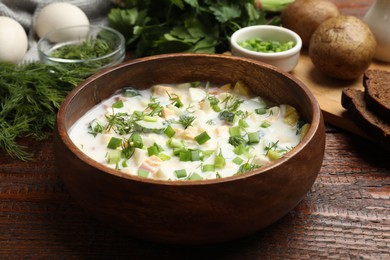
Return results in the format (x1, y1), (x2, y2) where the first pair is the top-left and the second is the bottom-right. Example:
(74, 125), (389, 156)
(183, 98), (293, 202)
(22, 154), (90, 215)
(35, 2), (89, 40)
(0, 16), (28, 64)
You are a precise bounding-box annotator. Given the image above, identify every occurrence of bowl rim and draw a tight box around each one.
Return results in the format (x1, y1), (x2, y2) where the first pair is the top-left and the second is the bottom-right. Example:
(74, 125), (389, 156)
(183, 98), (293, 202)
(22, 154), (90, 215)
(56, 53), (322, 186)
(37, 24), (126, 63)
(230, 25), (302, 58)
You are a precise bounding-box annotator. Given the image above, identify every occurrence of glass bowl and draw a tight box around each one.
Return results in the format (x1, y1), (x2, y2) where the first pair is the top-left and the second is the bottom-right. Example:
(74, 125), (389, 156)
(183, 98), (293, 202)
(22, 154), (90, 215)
(37, 25), (126, 72)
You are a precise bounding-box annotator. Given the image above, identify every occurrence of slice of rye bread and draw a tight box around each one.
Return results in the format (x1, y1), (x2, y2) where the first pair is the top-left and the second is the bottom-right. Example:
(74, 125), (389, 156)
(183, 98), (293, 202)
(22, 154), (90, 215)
(341, 87), (390, 151)
(363, 69), (390, 122)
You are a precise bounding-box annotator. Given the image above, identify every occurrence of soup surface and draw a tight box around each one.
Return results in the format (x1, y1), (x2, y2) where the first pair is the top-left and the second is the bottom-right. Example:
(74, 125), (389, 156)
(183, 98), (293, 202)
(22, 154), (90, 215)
(69, 82), (309, 180)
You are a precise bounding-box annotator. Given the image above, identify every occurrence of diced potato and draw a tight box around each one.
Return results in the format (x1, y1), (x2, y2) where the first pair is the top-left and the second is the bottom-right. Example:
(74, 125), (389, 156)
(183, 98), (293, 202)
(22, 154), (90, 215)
(220, 83), (232, 92)
(161, 107), (175, 119)
(232, 80), (253, 97)
(300, 123), (310, 140)
(154, 167), (169, 180)
(176, 83), (192, 89)
(132, 148), (148, 167)
(214, 125), (229, 137)
(199, 100), (212, 112)
(151, 85), (173, 97)
(283, 104), (299, 126)
(181, 126), (199, 140)
(251, 154), (269, 166)
(101, 134), (116, 146)
(166, 104), (183, 116)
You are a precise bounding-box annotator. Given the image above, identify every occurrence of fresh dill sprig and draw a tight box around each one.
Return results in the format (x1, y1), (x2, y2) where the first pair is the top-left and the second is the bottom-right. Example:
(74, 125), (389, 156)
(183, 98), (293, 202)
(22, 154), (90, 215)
(0, 61), (94, 161)
(221, 93), (244, 112)
(178, 114), (196, 129)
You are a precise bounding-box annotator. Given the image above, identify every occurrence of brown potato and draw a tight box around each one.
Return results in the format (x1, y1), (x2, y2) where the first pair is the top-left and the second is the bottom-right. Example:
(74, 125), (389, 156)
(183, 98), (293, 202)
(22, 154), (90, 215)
(309, 16), (377, 80)
(281, 0), (340, 47)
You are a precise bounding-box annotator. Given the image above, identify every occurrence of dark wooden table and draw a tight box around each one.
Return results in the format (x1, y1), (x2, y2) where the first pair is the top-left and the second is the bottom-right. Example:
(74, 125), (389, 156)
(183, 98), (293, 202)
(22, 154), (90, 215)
(1, 1), (389, 258)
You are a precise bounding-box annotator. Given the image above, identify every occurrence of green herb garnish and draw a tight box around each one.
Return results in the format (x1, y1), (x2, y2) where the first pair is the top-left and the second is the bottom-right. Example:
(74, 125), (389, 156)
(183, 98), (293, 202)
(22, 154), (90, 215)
(108, 1), (277, 57)
(236, 162), (259, 174)
(239, 38), (295, 53)
(50, 38), (113, 60)
(0, 62), (94, 161)
(178, 114), (196, 129)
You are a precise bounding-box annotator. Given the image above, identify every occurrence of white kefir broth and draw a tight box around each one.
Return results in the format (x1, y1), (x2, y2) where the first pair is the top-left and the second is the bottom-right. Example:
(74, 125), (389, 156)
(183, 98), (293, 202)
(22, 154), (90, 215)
(68, 82), (305, 180)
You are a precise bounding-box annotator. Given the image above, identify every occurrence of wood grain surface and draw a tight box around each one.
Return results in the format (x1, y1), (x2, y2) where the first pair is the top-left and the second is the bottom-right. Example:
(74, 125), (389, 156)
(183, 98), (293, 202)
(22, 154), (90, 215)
(0, 0), (389, 258)
(0, 127), (389, 259)
(292, 52), (390, 140)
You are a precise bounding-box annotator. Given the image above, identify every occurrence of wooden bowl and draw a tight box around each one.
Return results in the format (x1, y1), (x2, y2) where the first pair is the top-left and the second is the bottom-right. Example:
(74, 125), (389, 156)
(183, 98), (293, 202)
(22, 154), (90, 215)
(54, 53), (325, 244)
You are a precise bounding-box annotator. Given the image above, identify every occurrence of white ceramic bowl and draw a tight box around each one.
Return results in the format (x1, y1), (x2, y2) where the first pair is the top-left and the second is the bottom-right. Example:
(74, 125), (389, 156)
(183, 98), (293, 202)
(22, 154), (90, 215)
(230, 25), (302, 72)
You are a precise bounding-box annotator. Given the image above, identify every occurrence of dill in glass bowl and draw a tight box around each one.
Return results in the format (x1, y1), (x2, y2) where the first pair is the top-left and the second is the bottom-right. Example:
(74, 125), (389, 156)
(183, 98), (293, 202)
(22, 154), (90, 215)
(38, 25), (125, 72)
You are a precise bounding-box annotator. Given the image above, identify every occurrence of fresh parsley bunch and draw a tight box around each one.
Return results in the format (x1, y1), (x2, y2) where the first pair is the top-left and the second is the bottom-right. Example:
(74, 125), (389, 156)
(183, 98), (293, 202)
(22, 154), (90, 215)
(108, 0), (274, 57)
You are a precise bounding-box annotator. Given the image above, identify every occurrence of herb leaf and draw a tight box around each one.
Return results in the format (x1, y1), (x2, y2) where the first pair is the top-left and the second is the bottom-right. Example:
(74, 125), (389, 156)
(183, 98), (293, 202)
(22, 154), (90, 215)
(108, 1), (274, 57)
(0, 62), (93, 160)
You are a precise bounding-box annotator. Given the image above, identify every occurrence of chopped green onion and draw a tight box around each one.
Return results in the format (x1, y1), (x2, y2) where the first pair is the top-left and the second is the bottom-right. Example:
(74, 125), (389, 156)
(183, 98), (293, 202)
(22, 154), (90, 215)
(189, 172), (203, 180)
(130, 133), (143, 148)
(164, 125), (176, 138)
(107, 150), (121, 164)
(212, 105), (221, 112)
(208, 95), (220, 106)
(261, 120), (271, 128)
(122, 160), (128, 167)
(179, 151), (191, 161)
(158, 153), (171, 161)
(236, 162), (259, 174)
(122, 88), (140, 97)
(202, 164), (215, 172)
(137, 169), (149, 178)
(229, 136), (246, 147)
(239, 119), (249, 128)
(121, 144), (135, 159)
(147, 145), (159, 156)
(190, 150), (200, 161)
(143, 115), (158, 122)
(214, 151), (226, 169)
(229, 126), (241, 137)
(248, 132), (260, 144)
(219, 110), (237, 124)
(201, 149), (215, 160)
(195, 131), (211, 145)
(107, 137), (122, 149)
(167, 138), (183, 148)
(255, 108), (267, 115)
(239, 38), (295, 53)
(233, 143), (247, 155)
(88, 119), (104, 137)
(267, 150), (283, 161)
(232, 156), (244, 165)
(175, 169), (187, 178)
(168, 92), (184, 108)
(147, 143), (163, 156)
(112, 100), (124, 109)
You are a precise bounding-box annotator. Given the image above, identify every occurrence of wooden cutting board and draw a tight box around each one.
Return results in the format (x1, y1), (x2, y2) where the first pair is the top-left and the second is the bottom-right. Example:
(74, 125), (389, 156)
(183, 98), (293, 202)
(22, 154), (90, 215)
(291, 50), (390, 139)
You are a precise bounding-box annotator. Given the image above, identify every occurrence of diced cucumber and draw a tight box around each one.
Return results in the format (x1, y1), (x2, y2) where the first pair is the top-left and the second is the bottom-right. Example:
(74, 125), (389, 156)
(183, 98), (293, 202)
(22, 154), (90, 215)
(133, 119), (166, 134)
(107, 150), (121, 164)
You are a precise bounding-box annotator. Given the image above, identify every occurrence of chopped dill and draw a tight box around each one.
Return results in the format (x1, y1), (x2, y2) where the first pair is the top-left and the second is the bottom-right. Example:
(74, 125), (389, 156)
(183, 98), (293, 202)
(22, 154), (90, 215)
(50, 38), (113, 60)
(178, 114), (196, 129)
